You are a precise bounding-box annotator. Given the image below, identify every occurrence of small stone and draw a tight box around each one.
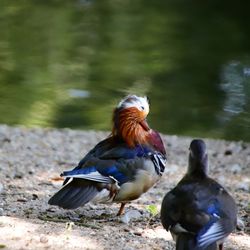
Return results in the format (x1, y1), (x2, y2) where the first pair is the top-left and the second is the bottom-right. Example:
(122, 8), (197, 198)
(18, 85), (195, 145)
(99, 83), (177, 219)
(17, 198), (27, 202)
(217, 176), (226, 185)
(236, 217), (245, 231)
(14, 172), (24, 179)
(236, 183), (249, 192)
(134, 231), (142, 236)
(120, 210), (142, 224)
(224, 149), (232, 155)
(40, 235), (48, 243)
(229, 164), (242, 174)
(46, 207), (56, 212)
(0, 183), (4, 193)
(32, 194), (38, 200)
(10, 208), (17, 213)
(0, 208), (4, 216)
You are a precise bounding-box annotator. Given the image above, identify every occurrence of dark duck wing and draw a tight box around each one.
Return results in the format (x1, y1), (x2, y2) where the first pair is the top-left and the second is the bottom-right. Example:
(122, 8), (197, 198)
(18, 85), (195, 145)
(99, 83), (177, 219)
(161, 139), (237, 250)
(49, 95), (166, 215)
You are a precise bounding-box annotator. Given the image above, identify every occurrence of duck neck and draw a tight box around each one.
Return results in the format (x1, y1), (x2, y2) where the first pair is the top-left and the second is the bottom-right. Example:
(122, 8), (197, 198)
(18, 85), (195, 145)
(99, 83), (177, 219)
(187, 155), (208, 178)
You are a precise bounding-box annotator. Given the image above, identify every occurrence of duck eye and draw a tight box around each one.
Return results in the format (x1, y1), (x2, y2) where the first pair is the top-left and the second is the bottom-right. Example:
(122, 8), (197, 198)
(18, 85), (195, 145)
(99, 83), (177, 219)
(141, 106), (145, 110)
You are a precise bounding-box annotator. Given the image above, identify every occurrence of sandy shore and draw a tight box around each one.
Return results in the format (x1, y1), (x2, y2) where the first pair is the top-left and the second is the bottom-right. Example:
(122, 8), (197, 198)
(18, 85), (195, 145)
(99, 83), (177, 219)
(0, 125), (249, 250)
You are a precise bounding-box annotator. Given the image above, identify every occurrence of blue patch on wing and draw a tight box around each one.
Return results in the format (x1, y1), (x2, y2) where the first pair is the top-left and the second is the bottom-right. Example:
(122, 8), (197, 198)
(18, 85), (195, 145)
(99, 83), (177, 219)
(196, 201), (221, 242)
(206, 201), (220, 216)
(136, 145), (152, 156)
(62, 165), (128, 185)
(99, 165), (128, 184)
(62, 166), (97, 176)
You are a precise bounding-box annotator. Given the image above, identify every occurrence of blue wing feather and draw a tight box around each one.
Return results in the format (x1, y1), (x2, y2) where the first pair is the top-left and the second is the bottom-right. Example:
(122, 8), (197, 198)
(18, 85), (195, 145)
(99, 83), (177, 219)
(98, 165), (129, 184)
(62, 164), (129, 185)
(62, 142), (149, 185)
(62, 166), (97, 176)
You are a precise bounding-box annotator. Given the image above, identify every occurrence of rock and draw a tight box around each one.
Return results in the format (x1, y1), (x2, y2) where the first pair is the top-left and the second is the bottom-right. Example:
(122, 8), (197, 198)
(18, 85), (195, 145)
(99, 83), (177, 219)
(217, 176), (226, 185)
(17, 198), (27, 203)
(0, 183), (4, 193)
(224, 149), (232, 155)
(237, 217), (245, 231)
(236, 182), (249, 192)
(229, 164), (242, 174)
(13, 171), (24, 179)
(32, 194), (38, 200)
(40, 235), (48, 243)
(120, 210), (142, 224)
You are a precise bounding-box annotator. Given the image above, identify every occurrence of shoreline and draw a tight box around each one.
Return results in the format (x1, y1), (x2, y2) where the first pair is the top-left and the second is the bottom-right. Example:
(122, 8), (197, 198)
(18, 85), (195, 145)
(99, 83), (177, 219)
(0, 125), (249, 249)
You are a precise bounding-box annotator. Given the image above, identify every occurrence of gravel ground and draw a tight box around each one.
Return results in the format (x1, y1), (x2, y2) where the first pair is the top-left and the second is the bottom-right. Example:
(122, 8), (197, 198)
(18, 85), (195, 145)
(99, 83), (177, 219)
(0, 125), (249, 250)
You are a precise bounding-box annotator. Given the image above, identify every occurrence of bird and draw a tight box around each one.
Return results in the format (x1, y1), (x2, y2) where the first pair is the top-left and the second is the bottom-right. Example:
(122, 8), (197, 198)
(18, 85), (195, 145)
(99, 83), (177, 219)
(49, 95), (167, 215)
(160, 139), (237, 250)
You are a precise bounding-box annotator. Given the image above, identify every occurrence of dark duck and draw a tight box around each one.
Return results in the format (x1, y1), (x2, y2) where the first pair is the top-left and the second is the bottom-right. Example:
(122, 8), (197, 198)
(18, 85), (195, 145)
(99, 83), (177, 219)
(161, 139), (237, 250)
(49, 95), (166, 215)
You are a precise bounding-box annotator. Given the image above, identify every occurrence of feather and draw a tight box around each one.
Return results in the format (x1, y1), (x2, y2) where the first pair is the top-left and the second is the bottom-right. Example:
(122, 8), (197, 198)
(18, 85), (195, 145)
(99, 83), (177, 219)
(149, 152), (166, 175)
(176, 233), (217, 250)
(62, 173), (113, 184)
(48, 179), (100, 209)
(198, 221), (228, 247)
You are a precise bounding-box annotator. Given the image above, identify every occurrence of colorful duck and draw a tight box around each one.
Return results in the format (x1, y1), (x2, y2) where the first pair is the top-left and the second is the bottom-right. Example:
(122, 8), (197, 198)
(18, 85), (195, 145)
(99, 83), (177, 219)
(49, 95), (166, 215)
(161, 139), (237, 250)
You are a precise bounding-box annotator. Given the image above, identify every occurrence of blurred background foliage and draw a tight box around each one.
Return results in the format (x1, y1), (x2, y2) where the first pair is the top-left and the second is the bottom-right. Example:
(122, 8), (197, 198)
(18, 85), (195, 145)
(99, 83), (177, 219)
(0, 0), (250, 141)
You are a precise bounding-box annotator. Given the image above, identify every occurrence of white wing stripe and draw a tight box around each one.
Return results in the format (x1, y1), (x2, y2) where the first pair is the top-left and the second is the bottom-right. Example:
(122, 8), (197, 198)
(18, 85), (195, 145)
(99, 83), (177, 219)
(198, 221), (226, 247)
(63, 173), (113, 184)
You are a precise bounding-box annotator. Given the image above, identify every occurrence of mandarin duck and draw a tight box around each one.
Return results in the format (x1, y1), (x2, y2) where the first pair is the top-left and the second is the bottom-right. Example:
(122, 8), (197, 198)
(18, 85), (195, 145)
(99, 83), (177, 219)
(161, 139), (237, 250)
(49, 95), (166, 215)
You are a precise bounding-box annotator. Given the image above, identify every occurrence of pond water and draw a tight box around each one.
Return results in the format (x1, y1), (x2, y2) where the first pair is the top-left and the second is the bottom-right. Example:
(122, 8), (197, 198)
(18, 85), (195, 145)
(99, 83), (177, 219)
(0, 0), (250, 141)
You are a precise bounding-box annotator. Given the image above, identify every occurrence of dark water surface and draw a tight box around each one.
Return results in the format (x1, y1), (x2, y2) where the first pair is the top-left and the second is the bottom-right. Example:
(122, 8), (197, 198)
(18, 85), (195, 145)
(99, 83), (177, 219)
(0, 0), (250, 141)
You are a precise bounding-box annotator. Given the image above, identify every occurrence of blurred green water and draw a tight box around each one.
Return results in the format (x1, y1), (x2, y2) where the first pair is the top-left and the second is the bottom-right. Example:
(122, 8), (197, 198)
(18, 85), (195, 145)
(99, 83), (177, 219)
(0, 0), (250, 141)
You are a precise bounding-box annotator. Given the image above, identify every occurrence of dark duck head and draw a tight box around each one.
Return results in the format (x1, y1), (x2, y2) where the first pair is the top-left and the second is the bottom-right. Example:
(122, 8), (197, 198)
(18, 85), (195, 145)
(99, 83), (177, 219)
(112, 95), (163, 150)
(188, 139), (208, 177)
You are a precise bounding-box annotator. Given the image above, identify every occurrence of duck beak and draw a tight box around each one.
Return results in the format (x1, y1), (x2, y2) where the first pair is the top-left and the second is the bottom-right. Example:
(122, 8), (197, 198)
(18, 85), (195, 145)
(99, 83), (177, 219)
(140, 119), (150, 131)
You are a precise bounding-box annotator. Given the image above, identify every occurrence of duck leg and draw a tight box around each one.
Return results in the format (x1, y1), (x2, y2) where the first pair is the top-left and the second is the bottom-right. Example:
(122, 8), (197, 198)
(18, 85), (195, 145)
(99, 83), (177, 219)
(117, 202), (126, 216)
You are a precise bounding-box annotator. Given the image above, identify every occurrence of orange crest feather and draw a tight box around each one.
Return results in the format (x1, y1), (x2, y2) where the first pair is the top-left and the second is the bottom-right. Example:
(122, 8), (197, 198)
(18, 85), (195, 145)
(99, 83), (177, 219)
(112, 107), (149, 147)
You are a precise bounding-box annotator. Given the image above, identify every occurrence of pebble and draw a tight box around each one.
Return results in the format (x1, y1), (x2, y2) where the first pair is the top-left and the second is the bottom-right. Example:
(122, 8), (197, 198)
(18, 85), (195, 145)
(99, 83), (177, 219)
(229, 164), (242, 174)
(237, 217), (245, 231)
(13, 172), (24, 179)
(236, 183), (249, 192)
(17, 198), (27, 203)
(10, 208), (17, 213)
(0, 208), (4, 216)
(120, 210), (142, 224)
(224, 149), (232, 155)
(40, 235), (48, 243)
(32, 194), (39, 200)
(0, 183), (4, 193)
